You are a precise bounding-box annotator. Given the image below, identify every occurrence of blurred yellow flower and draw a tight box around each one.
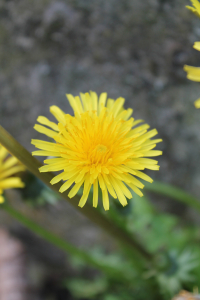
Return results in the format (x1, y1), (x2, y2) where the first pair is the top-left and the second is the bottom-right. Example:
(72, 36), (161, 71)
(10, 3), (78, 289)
(184, 42), (200, 108)
(186, 0), (200, 18)
(193, 41), (200, 51)
(184, 64), (200, 82)
(194, 98), (200, 108)
(184, 42), (200, 83)
(184, 1), (200, 108)
(0, 145), (25, 203)
(32, 92), (162, 210)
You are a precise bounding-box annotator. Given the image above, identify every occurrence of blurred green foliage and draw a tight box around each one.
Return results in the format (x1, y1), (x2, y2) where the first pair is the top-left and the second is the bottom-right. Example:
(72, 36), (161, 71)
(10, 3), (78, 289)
(18, 174), (200, 299)
(21, 172), (60, 206)
(63, 189), (200, 300)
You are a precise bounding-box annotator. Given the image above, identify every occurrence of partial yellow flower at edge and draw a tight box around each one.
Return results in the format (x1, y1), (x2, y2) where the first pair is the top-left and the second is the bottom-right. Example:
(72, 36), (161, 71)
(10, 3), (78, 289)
(183, 41), (200, 81)
(193, 41), (200, 51)
(32, 91), (162, 211)
(186, 0), (200, 18)
(184, 65), (200, 82)
(184, 41), (200, 108)
(0, 145), (25, 203)
(194, 98), (200, 108)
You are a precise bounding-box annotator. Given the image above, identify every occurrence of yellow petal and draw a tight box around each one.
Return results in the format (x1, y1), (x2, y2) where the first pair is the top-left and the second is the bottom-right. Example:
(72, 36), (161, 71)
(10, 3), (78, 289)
(78, 182), (91, 207)
(109, 176), (128, 206)
(50, 105), (66, 125)
(110, 97), (125, 117)
(184, 65), (200, 82)
(90, 91), (98, 111)
(68, 178), (84, 198)
(98, 93), (107, 114)
(93, 179), (99, 207)
(0, 195), (4, 203)
(1, 157), (19, 170)
(142, 150), (163, 157)
(0, 177), (24, 189)
(194, 98), (200, 108)
(134, 170), (153, 183)
(106, 99), (114, 110)
(102, 188), (109, 211)
(34, 124), (57, 138)
(0, 166), (25, 180)
(66, 94), (83, 114)
(127, 183), (143, 197)
(59, 176), (76, 193)
(0, 146), (8, 161)
(37, 116), (59, 131)
(193, 41), (200, 51)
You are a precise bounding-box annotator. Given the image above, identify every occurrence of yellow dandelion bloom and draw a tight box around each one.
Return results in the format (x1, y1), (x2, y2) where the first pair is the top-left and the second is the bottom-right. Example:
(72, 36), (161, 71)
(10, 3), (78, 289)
(32, 92), (162, 210)
(184, 41), (200, 108)
(186, 0), (200, 18)
(0, 145), (25, 203)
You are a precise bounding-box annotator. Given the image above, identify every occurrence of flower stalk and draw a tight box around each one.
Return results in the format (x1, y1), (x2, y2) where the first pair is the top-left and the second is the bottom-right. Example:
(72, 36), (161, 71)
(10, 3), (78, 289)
(0, 124), (153, 262)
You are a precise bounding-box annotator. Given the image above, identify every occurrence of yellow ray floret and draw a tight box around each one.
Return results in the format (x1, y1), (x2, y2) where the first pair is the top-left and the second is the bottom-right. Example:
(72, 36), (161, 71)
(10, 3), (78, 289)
(0, 145), (25, 203)
(32, 91), (162, 210)
(186, 0), (200, 17)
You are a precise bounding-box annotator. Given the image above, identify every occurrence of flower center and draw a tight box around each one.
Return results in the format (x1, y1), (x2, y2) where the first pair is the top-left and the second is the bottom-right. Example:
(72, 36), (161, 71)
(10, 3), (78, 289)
(89, 143), (109, 165)
(96, 144), (107, 153)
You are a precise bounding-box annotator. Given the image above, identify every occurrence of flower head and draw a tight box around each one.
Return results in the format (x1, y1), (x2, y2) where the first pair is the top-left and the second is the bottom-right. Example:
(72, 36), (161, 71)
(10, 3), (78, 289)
(0, 145), (25, 203)
(186, 0), (200, 18)
(32, 92), (162, 210)
(184, 41), (200, 108)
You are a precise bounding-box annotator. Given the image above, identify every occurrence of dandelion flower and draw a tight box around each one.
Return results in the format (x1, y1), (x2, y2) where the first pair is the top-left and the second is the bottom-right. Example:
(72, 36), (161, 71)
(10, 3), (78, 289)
(0, 145), (25, 203)
(186, 0), (200, 18)
(32, 92), (162, 210)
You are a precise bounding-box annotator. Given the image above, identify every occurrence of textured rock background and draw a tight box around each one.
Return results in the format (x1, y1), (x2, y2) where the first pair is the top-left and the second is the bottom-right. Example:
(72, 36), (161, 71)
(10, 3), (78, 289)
(1, 0), (200, 295)
(1, 0), (200, 193)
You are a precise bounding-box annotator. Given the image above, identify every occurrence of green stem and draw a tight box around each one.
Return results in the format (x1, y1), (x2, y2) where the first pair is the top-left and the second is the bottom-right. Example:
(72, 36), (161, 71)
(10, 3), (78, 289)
(0, 125), (152, 262)
(145, 181), (200, 212)
(2, 202), (129, 280)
